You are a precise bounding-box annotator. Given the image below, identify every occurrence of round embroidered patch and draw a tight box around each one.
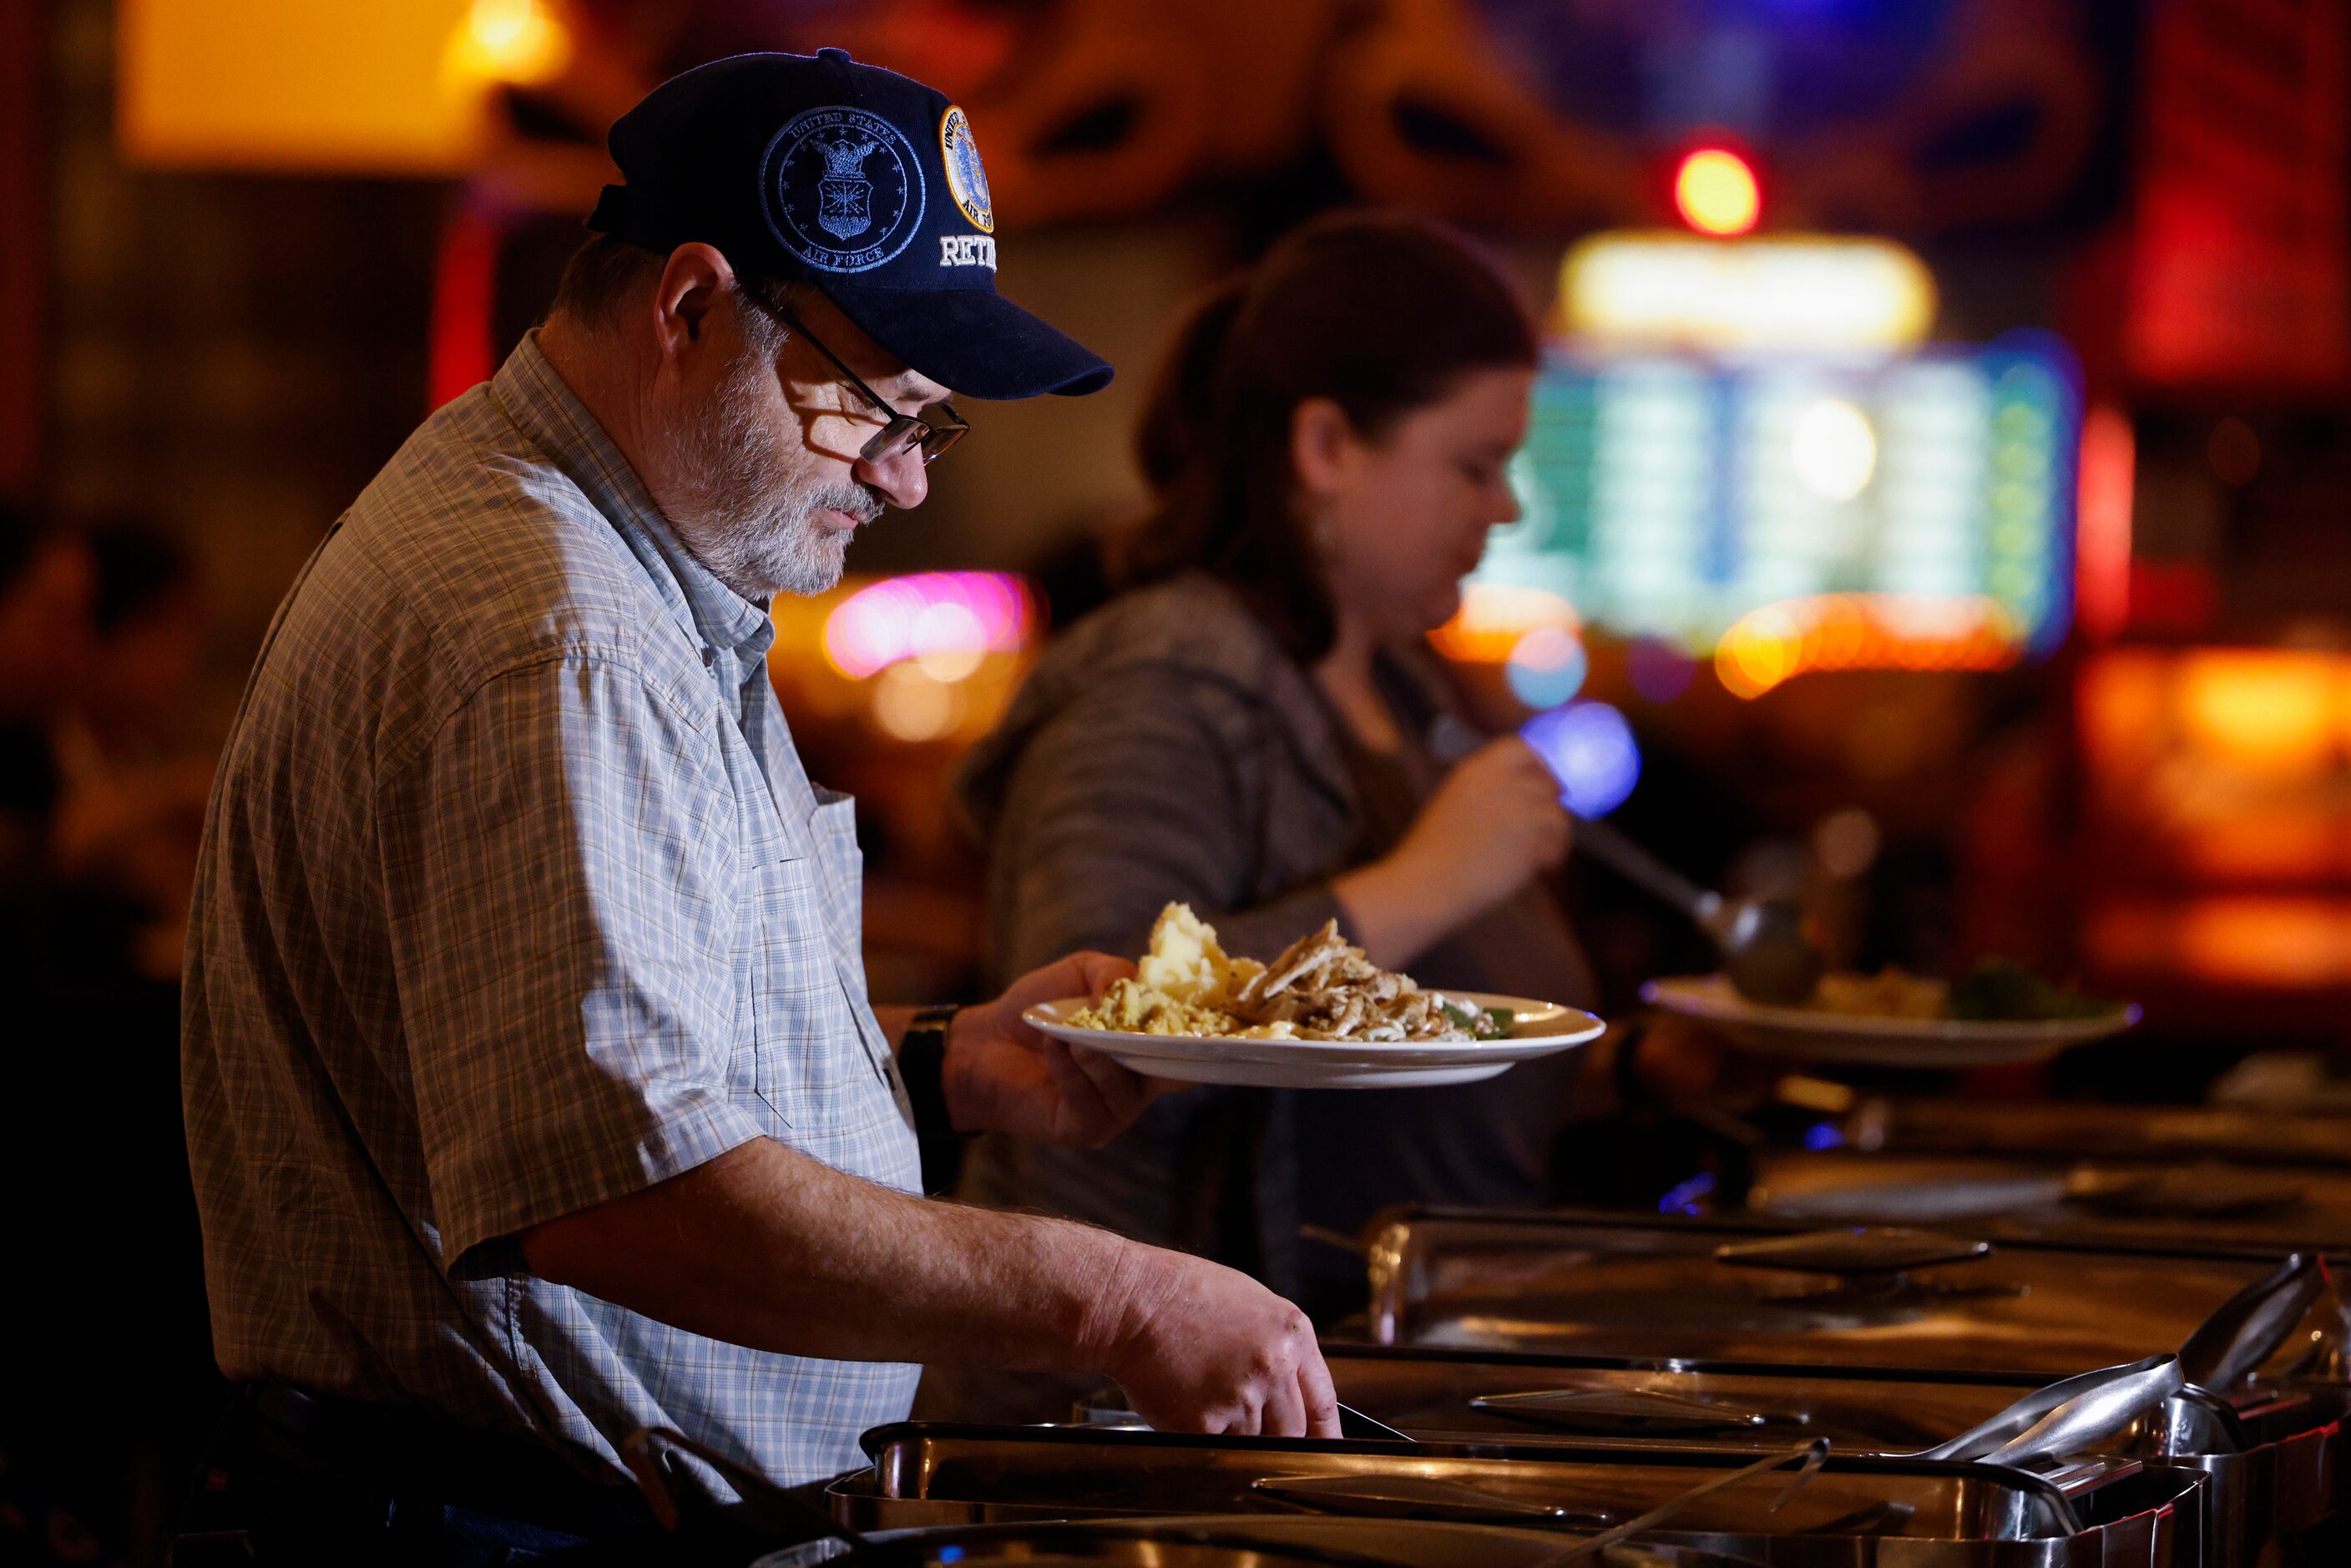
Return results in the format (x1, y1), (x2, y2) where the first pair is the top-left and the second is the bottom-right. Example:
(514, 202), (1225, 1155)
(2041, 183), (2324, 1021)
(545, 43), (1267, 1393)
(939, 104), (993, 234)
(762, 106), (927, 273)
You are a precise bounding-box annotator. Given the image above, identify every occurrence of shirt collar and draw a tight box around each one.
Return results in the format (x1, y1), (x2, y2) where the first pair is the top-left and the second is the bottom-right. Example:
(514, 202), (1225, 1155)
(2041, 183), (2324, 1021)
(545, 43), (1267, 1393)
(492, 331), (775, 662)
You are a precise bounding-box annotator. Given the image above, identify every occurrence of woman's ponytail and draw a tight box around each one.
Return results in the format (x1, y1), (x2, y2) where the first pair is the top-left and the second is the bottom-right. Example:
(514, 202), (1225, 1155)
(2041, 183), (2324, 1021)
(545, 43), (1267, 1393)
(1132, 275), (1247, 495)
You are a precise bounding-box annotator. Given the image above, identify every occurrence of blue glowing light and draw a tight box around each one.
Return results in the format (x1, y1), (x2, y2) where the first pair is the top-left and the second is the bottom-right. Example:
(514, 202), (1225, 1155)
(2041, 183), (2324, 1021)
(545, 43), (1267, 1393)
(1658, 1171), (1716, 1216)
(938, 1549), (964, 1564)
(1521, 700), (1642, 817)
(1802, 1120), (1846, 1151)
(1506, 625), (1589, 708)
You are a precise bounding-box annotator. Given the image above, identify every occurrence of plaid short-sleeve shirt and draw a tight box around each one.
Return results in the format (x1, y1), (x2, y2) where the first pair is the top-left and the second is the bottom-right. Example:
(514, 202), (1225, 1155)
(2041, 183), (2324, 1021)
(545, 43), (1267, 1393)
(181, 334), (923, 1497)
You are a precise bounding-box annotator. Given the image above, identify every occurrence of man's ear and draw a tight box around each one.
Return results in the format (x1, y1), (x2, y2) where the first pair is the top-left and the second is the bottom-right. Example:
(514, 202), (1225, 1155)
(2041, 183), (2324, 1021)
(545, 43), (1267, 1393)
(648, 243), (736, 363)
(1289, 396), (1359, 503)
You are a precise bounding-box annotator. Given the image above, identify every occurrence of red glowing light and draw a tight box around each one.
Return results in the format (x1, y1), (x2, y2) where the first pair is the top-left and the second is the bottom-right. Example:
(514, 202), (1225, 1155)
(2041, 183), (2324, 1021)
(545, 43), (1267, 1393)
(2075, 405), (2135, 641)
(427, 206), (499, 412)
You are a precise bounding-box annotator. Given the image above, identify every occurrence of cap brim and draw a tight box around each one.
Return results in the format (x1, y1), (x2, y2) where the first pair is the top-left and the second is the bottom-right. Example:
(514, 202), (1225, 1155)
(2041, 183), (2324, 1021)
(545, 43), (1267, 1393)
(821, 283), (1114, 401)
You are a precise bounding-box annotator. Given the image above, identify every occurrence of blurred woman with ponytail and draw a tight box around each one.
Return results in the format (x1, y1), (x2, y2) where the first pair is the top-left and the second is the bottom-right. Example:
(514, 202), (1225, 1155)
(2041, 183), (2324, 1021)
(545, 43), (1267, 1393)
(944, 211), (1681, 1414)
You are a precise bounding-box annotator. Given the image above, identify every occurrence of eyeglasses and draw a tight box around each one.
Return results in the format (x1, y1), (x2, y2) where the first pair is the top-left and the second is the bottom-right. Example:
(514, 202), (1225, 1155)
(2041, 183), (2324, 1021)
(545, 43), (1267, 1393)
(773, 303), (968, 465)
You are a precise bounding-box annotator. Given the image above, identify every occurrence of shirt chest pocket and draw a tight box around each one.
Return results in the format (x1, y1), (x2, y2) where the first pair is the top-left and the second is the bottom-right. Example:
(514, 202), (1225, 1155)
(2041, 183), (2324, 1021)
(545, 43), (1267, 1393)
(737, 805), (894, 1130)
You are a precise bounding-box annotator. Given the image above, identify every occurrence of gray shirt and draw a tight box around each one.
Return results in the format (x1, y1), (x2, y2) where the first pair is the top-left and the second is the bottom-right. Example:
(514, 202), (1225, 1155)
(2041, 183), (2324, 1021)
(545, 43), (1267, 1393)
(181, 335), (921, 1499)
(949, 574), (1595, 1323)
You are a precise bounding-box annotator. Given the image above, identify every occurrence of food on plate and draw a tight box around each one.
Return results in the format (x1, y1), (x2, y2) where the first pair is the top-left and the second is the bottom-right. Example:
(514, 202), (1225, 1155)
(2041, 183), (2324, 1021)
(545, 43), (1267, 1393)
(1070, 903), (1511, 1043)
(1945, 958), (2116, 1022)
(1807, 958), (2117, 1023)
(1811, 969), (1949, 1020)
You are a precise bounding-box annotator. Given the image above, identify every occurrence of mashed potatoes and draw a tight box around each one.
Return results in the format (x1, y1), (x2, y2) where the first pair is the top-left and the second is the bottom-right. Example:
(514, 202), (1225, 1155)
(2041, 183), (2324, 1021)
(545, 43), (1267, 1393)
(1071, 904), (1290, 1038)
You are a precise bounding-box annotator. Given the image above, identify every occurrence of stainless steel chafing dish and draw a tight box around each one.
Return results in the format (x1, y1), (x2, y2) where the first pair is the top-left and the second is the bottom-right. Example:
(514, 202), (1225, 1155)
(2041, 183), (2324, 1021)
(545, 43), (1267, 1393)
(829, 1423), (2202, 1567)
(1322, 1345), (2342, 1568)
(1839, 1100), (2351, 1171)
(1361, 1207), (2344, 1380)
(1742, 1146), (2351, 1254)
(756, 1516), (1761, 1568)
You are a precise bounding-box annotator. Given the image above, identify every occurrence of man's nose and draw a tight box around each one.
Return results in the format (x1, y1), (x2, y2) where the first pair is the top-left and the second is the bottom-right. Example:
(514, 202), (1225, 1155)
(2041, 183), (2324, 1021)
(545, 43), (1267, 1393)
(856, 446), (928, 510)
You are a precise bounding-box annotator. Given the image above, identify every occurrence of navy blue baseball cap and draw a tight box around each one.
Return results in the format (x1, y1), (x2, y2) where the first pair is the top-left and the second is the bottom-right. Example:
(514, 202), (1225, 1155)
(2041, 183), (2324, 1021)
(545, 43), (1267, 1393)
(587, 49), (1112, 401)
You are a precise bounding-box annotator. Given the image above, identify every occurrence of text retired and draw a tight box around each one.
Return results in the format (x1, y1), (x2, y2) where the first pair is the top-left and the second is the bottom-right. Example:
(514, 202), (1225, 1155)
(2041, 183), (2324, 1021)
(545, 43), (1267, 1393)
(940, 235), (997, 269)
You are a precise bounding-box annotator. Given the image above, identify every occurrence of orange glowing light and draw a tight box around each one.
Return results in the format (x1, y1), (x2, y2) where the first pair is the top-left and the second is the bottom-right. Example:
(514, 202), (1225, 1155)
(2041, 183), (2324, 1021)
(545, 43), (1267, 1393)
(119, 0), (481, 172)
(1431, 584), (1580, 664)
(2177, 651), (2342, 778)
(2088, 898), (2351, 989)
(1714, 594), (2023, 698)
(1674, 149), (1761, 237)
(2077, 647), (2351, 887)
(2180, 898), (2351, 987)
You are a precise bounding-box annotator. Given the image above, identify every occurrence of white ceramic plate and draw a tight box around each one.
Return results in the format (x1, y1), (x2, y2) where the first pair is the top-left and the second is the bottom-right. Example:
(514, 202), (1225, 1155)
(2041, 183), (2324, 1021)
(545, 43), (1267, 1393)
(1641, 974), (2141, 1067)
(1023, 991), (1606, 1089)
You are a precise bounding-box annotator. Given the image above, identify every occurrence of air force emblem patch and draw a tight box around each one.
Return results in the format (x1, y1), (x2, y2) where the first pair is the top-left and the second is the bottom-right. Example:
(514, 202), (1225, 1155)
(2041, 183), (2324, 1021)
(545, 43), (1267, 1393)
(764, 106), (926, 273)
(939, 105), (994, 234)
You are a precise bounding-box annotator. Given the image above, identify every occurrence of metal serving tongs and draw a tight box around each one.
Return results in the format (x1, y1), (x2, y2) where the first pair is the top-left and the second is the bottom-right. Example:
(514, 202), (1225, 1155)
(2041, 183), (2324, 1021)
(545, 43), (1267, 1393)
(1916, 1354), (2183, 1466)
(1532, 1438), (1829, 1567)
(2177, 1251), (2335, 1394)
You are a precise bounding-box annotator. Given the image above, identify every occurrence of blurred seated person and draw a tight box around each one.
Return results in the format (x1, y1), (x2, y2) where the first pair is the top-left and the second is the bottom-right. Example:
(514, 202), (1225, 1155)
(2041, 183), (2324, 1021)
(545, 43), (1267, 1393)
(48, 516), (215, 983)
(0, 503), (94, 881)
(0, 506), (211, 1565)
(945, 213), (1703, 1399)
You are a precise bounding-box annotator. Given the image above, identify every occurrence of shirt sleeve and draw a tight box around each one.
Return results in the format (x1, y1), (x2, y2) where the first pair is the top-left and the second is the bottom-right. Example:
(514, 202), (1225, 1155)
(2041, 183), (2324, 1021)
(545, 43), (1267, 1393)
(984, 664), (1347, 981)
(377, 652), (767, 1277)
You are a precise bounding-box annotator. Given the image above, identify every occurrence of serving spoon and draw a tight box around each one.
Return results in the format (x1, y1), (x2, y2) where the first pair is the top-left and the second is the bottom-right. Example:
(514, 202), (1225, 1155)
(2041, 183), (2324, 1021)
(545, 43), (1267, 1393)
(1570, 813), (1826, 1006)
(1432, 712), (1825, 1005)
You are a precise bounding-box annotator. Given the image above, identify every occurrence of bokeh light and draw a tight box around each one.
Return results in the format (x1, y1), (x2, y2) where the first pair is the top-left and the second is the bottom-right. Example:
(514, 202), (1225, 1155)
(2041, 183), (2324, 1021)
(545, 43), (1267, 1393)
(1562, 235), (1935, 353)
(1625, 636), (1699, 704)
(444, 0), (571, 88)
(1812, 807), (1883, 880)
(1673, 148), (1761, 236)
(871, 661), (963, 742)
(823, 572), (1032, 680)
(1521, 701), (1642, 817)
(1715, 594), (2024, 698)
(1504, 625), (1588, 708)
(1790, 397), (1877, 500)
(1430, 582), (1579, 664)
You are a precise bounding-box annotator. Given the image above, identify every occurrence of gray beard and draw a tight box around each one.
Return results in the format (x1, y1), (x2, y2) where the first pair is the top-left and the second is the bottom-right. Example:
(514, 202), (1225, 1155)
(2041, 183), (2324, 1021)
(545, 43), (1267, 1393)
(665, 347), (882, 600)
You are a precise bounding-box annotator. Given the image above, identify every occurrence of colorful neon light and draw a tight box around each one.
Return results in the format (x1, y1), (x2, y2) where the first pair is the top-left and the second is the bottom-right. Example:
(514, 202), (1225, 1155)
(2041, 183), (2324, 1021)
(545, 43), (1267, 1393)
(822, 572), (1033, 680)
(1561, 235), (1937, 354)
(1464, 338), (2079, 683)
(2074, 405), (2134, 641)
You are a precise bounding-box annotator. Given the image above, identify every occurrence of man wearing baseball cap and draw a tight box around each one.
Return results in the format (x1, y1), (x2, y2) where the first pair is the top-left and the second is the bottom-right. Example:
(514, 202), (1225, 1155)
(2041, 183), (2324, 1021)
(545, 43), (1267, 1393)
(179, 49), (1334, 1564)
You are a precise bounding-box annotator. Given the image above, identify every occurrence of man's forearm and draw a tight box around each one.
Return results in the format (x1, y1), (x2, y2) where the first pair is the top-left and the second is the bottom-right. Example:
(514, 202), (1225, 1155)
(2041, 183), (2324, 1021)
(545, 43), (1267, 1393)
(520, 1137), (1152, 1372)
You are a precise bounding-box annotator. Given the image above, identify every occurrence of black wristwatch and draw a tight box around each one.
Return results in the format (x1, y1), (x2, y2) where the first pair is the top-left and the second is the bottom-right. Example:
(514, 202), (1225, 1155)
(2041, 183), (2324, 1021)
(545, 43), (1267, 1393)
(898, 1004), (964, 1181)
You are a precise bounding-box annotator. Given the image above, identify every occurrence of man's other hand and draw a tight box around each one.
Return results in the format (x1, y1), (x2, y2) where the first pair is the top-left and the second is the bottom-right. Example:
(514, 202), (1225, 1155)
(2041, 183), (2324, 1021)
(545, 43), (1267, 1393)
(1091, 1248), (1339, 1439)
(942, 953), (1173, 1146)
